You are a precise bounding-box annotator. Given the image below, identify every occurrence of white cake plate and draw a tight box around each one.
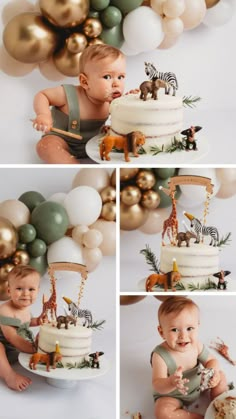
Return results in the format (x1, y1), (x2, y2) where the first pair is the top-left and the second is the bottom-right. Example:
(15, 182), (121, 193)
(204, 390), (236, 419)
(86, 134), (209, 165)
(18, 353), (110, 389)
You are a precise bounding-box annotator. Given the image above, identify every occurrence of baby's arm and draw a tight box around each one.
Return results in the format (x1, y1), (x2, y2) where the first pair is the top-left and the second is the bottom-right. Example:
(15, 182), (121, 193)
(152, 352), (189, 395)
(203, 354), (221, 388)
(0, 324), (36, 353)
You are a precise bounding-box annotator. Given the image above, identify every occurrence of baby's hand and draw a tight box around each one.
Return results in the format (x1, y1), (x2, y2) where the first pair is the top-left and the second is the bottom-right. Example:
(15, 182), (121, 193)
(208, 369), (221, 388)
(32, 114), (53, 133)
(125, 88), (140, 95)
(171, 366), (189, 395)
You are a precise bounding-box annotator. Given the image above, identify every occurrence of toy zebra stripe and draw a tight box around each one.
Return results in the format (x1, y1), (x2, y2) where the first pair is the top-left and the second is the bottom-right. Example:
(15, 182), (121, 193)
(63, 297), (93, 327)
(144, 62), (178, 96)
(190, 218), (219, 246)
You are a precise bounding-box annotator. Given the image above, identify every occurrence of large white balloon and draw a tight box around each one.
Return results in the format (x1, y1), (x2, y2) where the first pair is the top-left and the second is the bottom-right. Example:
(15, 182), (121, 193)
(204, 0), (234, 26)
(47, 236), (84, 265)
(64, 186), (102, 226)
(48, 192), (67, 204)
(123, 6), (164, 53)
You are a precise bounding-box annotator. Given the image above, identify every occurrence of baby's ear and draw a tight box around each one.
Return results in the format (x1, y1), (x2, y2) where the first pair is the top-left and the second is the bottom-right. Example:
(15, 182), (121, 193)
(157, 325), (164, 338)
(79, 73), (88, 89)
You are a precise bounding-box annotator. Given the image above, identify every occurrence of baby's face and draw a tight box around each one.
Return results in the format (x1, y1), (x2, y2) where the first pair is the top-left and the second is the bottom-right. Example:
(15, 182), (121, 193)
(9, 274), (40, 309)
(158, 306), (199, 353)
(82, 55), (126, 103)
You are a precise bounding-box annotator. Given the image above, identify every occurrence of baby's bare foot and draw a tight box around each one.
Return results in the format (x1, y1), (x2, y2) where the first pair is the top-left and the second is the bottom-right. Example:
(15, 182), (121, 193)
(5, 371), (32, 391)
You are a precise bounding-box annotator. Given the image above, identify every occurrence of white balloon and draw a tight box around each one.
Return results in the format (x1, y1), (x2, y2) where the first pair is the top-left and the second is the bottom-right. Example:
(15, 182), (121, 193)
(64, 186), (102, 226)
(82, 247), (103, 272)
(48, 192), (67, 204)
(216, 168), (236, 183)
(123, 6), (164, 53)
(120, 41), (139, 56)
(204, 0), (234, 26)
(47, 236), (84, 265)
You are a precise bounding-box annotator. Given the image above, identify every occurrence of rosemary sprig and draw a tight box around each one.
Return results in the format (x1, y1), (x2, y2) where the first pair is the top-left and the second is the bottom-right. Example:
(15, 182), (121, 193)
(90, 319), (106, 330)
(150, 145), (164, 155)
(217, 232), (232, 248)
(138, 146), (147, 155)
(66, 359), (91, 369)
(165, 137), (186, 153)
(188, 278), (217, 291)
(183, 96), (201, 108)
(175, 282), (186, 291)
(140, 244), (160, 273)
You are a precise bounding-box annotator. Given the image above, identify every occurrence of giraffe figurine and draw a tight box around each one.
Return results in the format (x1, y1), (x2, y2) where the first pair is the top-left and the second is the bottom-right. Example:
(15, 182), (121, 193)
(41, 270), (57, 323)
(160, 188), (178, 246)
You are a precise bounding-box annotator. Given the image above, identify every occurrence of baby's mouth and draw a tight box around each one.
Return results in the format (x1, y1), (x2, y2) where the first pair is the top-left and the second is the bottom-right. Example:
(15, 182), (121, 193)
(112, 91), (121, 99)
(177, 342), (190, 347)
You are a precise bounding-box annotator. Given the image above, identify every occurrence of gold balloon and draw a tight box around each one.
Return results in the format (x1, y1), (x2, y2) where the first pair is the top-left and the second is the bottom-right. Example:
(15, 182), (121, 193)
(12, 250), (30, 266)
(120, 296), (146, 305)
(111, 169), (116, 186)
(39, 0), (89, 28)
(101, 202), (116, 221)
(0, 216), (18, 259)
(67, 33), (87, 54)
(3, 13), (58, 63)
(141, 190), (160, 209)
(120, 186), (142, 206)
(83, 18), (103, 38)
(136, 170), (156, 190)
(205, 0), (220, 8)
(120, 168), (139, 182)
(0, 263), (14, 281)
(88, 38), (104, 46)
(100, 186), (116, 203)
(0, 280), (10, 301)
(54, 47), (82, 77)
(120, 202), (148, 231)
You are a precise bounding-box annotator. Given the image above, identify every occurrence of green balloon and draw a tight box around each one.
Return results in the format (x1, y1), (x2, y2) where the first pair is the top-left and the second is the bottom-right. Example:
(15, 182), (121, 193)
(110, 0), (142, 14)
(153, 168), (177, 180)
(18, 224), (37, 244)
(100, 23), (124, 48)
(29, 254), (48, 276)
(153, 178), (181, 208)
(100, 6), (122, 28)
(91, 0), (110, 11)
(27, 238), (47, 258)
(31, 201), (69, 245)
(18, 191), (45, 212)
(88, 9), (100, 18)
(17, 243), (27, 251)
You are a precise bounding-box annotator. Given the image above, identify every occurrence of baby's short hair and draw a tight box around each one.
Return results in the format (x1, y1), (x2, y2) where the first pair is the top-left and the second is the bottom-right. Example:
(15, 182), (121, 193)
(8, 265), (40, 283)
(158, 296), (199, 323)
(79, 44), (124, 73)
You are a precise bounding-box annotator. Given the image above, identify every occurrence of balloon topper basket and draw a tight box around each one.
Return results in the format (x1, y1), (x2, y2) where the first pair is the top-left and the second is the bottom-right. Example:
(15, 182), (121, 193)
(19, 262), (110, 388)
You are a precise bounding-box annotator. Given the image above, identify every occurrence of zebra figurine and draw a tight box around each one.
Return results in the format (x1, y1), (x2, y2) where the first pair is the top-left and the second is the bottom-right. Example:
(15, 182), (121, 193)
(63, 297), (93, 327)
(184, 213), (219, 246)
(144, 62), (178, 96)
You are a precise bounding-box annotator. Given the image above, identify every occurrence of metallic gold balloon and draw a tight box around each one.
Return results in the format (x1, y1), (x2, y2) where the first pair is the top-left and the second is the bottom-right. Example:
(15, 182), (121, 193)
(101, 202), (116, 221)
(0, 263), (14, 281)
(100, 186), (116, 203)
(54, 47), (82, 77)
(120, 186), (141, 206)
(88, 38), (104, 46)
(111, 169), (116, 186)
(0, 216), (18, 259)
(67, 33), (87, 54)
(120, 296), (146, 305)
(141, 190), (160, 209)
(39, 0), (89, 28)
(83, 18), (103, 38)
(3, 13), (58, 63)
(120, 168), (139, 182)
(120, 202), (148, 231)
(205, 0), (220, 8)
(0, 280), (10, 301)
(12, 250), (30, 266)
(136, 170), (156, 190)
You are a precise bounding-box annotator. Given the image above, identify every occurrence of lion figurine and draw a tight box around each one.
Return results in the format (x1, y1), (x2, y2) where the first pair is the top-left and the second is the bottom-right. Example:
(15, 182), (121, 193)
(145, 271), (181, 292)
(99, 131), (146, 162)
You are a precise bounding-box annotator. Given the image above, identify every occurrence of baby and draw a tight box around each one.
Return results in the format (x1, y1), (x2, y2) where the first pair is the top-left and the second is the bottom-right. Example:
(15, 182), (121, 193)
(0, 265), (42, 391)
(32, 44), (126, 164)
(151, 296), (227, 419)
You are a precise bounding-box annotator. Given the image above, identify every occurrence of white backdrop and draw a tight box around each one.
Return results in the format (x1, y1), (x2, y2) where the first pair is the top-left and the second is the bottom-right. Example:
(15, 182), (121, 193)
(0, 167), (116, 419)
(0, 0), (236, 163)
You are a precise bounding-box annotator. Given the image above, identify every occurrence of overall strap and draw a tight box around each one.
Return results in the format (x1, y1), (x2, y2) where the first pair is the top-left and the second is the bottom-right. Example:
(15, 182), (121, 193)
(63, 84), (81, 134)
(151, 345), (177, 376)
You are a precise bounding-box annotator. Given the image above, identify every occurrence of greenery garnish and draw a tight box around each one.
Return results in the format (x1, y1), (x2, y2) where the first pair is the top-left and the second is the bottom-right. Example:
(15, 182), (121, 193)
(90, 319), (106, 330)
(150, 144), (164, 155)
(138, 146), (147, 155)
(140, 245), (160, 273)
(217, 232), (232, 248)
(183, 96), (201, 108)
(66, 359), (91, 369)
(56, 361), (64, 368)
(165, 137), (186, 153)
(188, 278), (218, 291)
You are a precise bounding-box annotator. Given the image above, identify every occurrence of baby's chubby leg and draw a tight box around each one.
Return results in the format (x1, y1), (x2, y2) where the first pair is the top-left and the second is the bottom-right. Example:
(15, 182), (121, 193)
(154, 397), (204, 419)
(210, 370), (228, 400)
(0, 343), (32, 391)
(36, 135), (79, 164)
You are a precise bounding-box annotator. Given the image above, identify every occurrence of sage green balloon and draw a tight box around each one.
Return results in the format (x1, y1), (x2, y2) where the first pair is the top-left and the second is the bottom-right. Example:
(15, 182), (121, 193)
(153, 178), (181, 208)
(27, 238), (47, 258)
(18, 191), (45, 212)
(100, 6), (122, 28)
(17, 243), (27, 251)
(88, 9), (100, 18)
(31, 201), (69, 245)
(18, 224), (37, 244)
(91, 0), (110, 11)
(110, 0), (143, 14)
(153, 168), (177, 180)
(29, 254), (48, 276)
(100, 23), (124, 48)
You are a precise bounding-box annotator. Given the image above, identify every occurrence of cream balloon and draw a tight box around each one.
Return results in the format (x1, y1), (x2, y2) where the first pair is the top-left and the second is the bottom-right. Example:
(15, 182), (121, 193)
(216, 181), (236, 199)
(162, 17), (184, 36)
(72, 168), (110, 192)
(203, 0), (233, 26)
(163, 0), (185, 17)
(82, 247), (103, 272)
(64, 186), (102, 226)
(0, 200), (30, 228)
(47, 236), (84, 265)
(216, 168), (236, 184)
(151, 0), (166, 15)
(82, 229), (103, 249)
(0, 46), (36, 77)
(72, 225), (89, 245)
(180, 0), (206, 30)
(39, 57), (66, 81)
(90, 220), (116, 256)
(48, 192), (67, 204)
(139, 208), (170, 234)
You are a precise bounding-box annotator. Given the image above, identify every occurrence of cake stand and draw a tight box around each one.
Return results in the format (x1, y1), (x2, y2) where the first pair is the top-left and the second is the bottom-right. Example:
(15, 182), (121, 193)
(19, 353), (110, 389)
(86, 134), (209, 165)
(204, 389), (236, 418)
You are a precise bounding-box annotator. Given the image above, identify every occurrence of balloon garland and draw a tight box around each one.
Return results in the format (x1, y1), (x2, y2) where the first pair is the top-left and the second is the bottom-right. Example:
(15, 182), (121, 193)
(0, 168), (116, 300)
(120, 167), (236, 233)
(0, 0), (234, 79)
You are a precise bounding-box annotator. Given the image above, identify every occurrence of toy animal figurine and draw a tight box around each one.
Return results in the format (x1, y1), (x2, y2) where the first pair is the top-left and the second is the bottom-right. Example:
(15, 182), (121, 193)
(213, 270), (231, 290)
(181, 126), (202, 151)
(144, 62), (178, 96)
(89, 351), (104, 368)
(145, 259), (181, 292)
(63, 297), (93, 327)
(132, 413), (142, 419)
(41, 272), (57, 323)
(161, 189), (178, 245)
(29, 342), (62, 372)
(197, 365), (215, 391)
(210, 337), (236, 365)
(56, 315), (77, 329)
(99, 131), (146, 162)
(184, 212), (219, 246)
(139, 79), (169, 101)
(177, 231), (197, 247)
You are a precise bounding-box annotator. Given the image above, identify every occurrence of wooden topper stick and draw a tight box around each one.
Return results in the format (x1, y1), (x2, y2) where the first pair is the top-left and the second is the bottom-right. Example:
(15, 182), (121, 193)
(51, 127), (82, 140)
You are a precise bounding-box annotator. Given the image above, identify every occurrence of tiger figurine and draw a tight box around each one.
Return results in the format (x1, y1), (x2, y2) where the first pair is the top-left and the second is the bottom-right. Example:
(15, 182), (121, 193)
(99, 131), (145, 162)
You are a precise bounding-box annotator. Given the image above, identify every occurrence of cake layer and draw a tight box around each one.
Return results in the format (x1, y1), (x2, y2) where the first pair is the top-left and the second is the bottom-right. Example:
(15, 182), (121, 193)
(110, 93), (183, 142)
(38, 323), (92, 365)
(160, 243), (219, 278)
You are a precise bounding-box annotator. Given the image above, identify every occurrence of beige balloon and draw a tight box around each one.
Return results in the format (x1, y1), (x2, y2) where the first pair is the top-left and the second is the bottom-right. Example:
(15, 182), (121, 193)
(158, 34), (180, 49)
(90, 220), (116, 256)
(2, 0), (35, 26)
(72, 168), (110, 192)
(53, 47), (82, 78)
(0, 217), (18, 259)
(163, 0), (185, 18)
(39, 57), (66, 81)
(0, 46), (36, 77)
(82, 247), (103, 272)
(82, 229), (103, 249)
(0, 200), (30, 228)
(216, 168), (236, 184)
(39, 0), (89, 28)
(216, 181), (236, 199)
(139, 207), (169, 234)
(162, 17), (184, 36)
(100, 186), (116, 203)
(151, 0), (166, 15)
(180, 0), (206, 30)
(120, 203), (148, 231)
(101, 202), (116, 222)
(72, 225), (89, 245)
